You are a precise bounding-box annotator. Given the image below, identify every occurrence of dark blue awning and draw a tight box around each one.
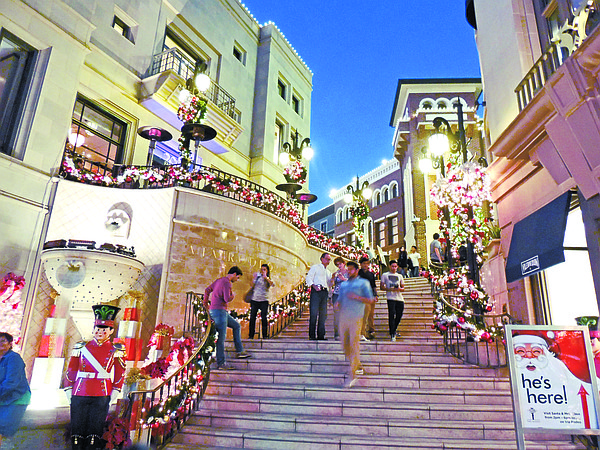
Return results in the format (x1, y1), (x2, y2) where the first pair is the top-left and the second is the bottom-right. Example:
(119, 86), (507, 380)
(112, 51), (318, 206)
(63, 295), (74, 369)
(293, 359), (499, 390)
(505, 191), (571, 283)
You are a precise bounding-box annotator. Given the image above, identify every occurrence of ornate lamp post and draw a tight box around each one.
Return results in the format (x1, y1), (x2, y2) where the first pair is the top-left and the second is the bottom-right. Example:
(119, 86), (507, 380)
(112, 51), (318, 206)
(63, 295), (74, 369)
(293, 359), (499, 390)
(419, 99), (487, 285)
(276, 131), (317, 207)
(279, 131), (314, 166)
(343, 175), (372, 249)
(177, 66), (217, 169)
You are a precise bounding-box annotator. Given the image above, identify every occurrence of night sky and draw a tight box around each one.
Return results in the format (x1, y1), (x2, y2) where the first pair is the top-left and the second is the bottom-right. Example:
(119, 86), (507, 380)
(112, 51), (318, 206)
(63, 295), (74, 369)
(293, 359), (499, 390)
(240, 1), (482, 212)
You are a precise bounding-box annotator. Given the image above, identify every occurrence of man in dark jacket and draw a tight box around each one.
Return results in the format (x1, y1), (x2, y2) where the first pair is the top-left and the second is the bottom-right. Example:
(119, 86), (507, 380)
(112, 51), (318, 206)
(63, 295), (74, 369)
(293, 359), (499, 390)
(358, 256), (377, 340)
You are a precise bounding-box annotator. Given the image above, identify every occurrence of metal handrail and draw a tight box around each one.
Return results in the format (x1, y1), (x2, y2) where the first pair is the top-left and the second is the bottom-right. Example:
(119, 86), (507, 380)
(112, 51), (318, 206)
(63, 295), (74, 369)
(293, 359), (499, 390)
(435, 291), (520, 368)
(259, 281), (309, 339)
(514, 41), (562, 111)
(59, 153), (367, 260)
(148, 49), (237, 119)
(123, 297), (213, 448)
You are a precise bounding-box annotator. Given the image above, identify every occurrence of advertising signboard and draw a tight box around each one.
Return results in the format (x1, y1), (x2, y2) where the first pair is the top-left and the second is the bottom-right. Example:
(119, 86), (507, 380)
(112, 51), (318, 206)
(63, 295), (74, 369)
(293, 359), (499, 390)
(505, 325), (600, 449)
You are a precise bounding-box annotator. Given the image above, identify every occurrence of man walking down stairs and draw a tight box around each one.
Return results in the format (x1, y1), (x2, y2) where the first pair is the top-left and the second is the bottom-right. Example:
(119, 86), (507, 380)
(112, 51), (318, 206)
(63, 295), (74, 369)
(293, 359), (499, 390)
(166, 277), (585, 449)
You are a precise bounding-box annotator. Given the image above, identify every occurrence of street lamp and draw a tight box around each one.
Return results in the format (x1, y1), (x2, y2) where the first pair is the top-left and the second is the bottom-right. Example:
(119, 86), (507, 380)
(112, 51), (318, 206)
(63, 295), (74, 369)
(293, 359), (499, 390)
(279, 131), (314, 165)
(344, 176), (372, 204)
(178, 63), (217, 168)
(419, 99), (487, 285)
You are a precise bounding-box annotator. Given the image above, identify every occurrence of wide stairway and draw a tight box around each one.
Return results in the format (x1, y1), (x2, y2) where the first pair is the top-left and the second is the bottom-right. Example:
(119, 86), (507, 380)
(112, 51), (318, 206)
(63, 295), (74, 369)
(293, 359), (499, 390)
(167, 277), (583, 449)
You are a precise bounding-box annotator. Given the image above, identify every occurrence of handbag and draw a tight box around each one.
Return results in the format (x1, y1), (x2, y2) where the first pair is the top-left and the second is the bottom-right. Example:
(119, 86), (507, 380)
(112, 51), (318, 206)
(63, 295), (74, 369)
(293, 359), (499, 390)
(244, 286), (254, 303)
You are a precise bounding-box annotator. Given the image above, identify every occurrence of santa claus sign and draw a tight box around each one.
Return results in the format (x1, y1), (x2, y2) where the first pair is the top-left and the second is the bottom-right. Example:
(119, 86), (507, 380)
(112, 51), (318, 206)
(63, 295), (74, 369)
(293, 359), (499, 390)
(506, 325), (600, 446)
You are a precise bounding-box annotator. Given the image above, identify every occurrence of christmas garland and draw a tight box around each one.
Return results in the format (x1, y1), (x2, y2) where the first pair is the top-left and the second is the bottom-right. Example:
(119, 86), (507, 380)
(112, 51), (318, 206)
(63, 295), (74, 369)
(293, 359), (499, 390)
(0, 273), (26, 347)
(60, 154), (367, 261)
(283, 160), (307, 184)
(230, 284), (310, 324)
(426, 161), (499, 341)
(348, 198), (370, 249)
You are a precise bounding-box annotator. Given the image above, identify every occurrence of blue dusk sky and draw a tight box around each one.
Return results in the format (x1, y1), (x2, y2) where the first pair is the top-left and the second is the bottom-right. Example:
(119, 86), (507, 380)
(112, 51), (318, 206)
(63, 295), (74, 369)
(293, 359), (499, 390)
(240, 1), (482, 212)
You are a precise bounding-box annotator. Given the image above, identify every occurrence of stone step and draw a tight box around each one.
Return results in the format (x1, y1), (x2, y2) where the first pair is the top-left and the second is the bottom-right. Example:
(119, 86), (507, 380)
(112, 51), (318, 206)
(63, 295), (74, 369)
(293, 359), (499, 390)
(209, 369), (510, 390)
(188, 410), (517, 439)
(223, 358), (503, 378)
(234, 348), (458, 364)
(240, 339), (446, 354)
(205, 381), (513, 406)
(197, 395), (515, 421)
(167, 426), (582, 449)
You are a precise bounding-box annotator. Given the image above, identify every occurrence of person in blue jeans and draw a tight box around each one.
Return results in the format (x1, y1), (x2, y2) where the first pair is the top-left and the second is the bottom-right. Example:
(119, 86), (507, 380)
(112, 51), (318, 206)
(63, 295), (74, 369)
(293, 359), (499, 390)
(204, 266), (251, 370)
(0, 332), (31, 448)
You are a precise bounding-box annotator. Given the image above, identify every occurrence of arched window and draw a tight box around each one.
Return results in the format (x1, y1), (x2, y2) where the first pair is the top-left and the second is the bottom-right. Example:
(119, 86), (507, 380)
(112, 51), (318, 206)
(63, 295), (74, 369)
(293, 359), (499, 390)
(422, 101), (433, 110)
(375, 192), (381, 207)
(391, 183), (398, 198)
(383, 187), (389, 202)
(346, 207), (351, 220)
(337, 209), (343, 224)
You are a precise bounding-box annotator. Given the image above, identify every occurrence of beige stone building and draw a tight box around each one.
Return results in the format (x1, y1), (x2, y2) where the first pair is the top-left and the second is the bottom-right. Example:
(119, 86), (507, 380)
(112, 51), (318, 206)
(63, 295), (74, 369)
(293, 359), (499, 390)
(0, 0), (312, 324)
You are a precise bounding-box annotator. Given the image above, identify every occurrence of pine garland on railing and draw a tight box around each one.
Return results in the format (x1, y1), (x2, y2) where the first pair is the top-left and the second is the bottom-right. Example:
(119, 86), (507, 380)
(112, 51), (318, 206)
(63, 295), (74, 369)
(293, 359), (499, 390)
(60, 153), (368, 261)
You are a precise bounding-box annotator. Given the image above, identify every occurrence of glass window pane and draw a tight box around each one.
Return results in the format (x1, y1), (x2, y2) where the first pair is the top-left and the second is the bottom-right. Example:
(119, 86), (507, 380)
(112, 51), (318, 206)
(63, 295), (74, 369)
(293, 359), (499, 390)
(111, 122), (122, 141)
(82, 107), (116, 140)
(72, 100), (83, 121)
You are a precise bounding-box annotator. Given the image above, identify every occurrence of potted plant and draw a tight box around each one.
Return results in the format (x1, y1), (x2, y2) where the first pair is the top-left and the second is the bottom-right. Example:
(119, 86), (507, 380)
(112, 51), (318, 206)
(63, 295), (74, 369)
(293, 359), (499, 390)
(485, 221), (502, 258)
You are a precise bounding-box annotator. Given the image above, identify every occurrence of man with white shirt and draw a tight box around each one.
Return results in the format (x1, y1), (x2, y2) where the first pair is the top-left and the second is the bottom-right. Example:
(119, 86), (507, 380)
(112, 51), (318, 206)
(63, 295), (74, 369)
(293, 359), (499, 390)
(306, 253), (332, 340)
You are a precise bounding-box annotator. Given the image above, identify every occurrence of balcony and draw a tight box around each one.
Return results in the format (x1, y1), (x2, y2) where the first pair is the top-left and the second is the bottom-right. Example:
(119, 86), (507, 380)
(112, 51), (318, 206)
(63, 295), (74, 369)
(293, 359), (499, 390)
(139, 48), (244, 154)
(515, 5), (600, 111)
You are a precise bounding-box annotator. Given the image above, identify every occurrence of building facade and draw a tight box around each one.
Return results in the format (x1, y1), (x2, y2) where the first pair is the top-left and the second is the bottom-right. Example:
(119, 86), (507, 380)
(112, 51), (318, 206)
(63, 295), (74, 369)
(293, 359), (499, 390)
(330, 159), (405, 259)
(389, 79), (484, 266)
(467, 0), (600, 325)
(307, 204), (335, 237)
(1, 0), (313, 337)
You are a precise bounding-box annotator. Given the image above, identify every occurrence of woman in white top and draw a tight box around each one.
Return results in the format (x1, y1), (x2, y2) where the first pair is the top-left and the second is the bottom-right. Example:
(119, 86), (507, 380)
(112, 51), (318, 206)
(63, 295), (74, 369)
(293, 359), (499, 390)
(408, 246), (421, 278)
(249, 264), (274, 339)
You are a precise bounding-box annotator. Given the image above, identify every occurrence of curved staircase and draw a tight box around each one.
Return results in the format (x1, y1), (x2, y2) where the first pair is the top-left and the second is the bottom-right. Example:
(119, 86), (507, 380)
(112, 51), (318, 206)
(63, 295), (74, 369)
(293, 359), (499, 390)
(166, 277), (584, 449)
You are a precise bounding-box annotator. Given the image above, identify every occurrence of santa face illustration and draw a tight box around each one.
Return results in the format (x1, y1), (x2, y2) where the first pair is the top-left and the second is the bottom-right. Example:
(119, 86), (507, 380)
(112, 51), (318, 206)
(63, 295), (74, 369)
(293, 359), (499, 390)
(514, 341), (550, 372)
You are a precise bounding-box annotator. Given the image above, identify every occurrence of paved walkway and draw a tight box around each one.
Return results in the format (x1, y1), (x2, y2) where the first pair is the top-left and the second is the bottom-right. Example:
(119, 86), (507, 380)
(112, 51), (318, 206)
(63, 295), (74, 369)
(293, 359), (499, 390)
(1, 406), (70, 449)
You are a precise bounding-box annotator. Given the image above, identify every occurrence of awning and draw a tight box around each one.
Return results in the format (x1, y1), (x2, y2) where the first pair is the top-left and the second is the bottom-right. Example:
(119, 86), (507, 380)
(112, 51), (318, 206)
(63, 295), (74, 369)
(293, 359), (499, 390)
(505, 191), (571, 283)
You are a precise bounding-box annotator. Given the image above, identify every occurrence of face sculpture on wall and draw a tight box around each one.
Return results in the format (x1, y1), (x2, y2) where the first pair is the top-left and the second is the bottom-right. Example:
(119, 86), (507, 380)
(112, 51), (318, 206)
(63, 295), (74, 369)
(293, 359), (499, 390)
(105, 202), (133, 239)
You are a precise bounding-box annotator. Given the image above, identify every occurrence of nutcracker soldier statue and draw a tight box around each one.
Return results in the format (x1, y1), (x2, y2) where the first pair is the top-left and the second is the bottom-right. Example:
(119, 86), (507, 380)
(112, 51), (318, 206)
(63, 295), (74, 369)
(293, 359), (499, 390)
(64, 305), (126, 450)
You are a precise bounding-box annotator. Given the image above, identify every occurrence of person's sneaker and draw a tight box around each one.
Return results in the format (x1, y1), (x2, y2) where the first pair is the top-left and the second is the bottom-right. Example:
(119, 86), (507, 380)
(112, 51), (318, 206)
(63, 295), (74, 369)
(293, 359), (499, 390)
(217, 364), (235, 370)
(391, 335), (397, 342)
(344, 378), (358, 388)
(236, 351), (252, 359)
(355, 367), (365, 375)
(360, 335), (368, 341)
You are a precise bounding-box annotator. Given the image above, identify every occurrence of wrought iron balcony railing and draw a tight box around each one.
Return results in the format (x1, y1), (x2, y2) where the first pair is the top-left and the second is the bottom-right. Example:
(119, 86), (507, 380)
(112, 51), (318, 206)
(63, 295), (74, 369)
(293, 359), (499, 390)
(514, 5), (600, 111)
(514, 41), (564, 111)
(148, 48), (237, 120)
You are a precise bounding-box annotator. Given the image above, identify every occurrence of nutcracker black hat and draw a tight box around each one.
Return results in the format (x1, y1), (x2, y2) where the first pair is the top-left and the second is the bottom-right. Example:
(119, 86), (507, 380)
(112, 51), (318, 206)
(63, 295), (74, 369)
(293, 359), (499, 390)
(92, 304), (121, 328)
(576, 316), (600, 339)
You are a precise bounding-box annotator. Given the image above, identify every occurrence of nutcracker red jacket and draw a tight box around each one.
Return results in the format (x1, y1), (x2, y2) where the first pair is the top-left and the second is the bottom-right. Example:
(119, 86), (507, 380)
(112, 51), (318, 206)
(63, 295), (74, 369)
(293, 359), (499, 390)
(64, 339), (126, 396)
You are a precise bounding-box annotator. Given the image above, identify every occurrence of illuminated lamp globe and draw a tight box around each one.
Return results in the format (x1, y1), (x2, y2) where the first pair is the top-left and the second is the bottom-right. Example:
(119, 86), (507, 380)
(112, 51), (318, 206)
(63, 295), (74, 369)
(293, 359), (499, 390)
(195, 73), (211, 92)
(343, 193), (353, 204)
(302, 145), (314, 161)
(279, 152), (291, 165)
(329, 189), (338, 198)
(68, 132), (86, 147)
(419, 157), (434, 174)
(178, 88), (191, 103)
(428, 132), (449, 157)
(362, 187), (373, 200)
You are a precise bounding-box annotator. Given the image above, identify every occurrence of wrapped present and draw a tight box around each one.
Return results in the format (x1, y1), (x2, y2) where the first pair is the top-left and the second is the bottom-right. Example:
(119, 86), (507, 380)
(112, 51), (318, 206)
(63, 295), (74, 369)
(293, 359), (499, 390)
(117, 321), (140, 339)
(39, 334), (65, 357)
(122, 337), (143, 361)
(123, 308), (140, 321)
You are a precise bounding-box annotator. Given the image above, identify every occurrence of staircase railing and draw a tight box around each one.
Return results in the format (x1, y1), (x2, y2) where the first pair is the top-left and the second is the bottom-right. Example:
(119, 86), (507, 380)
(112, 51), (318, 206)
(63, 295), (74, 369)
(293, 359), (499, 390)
(436, 292), (520, 368)
(123, 294), (214, 448)
(258, 282), (309, 339)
